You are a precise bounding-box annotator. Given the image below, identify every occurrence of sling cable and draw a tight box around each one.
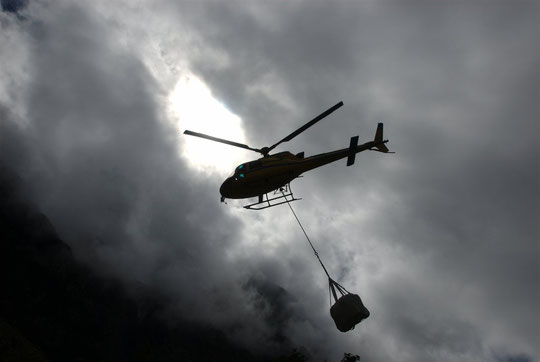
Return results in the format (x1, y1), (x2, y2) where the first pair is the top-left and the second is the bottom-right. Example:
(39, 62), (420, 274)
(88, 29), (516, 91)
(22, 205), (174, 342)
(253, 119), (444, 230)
(283, 192), (370, 332)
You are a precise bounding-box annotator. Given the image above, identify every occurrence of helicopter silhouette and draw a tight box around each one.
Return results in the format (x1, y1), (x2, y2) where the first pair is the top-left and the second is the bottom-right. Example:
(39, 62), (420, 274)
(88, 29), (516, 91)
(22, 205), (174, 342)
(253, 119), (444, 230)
(184, 101), (393, 210)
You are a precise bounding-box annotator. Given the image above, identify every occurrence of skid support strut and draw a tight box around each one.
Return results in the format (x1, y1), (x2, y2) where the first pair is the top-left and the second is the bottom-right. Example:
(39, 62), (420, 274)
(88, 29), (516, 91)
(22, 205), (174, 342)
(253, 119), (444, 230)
(243, 183), (301, 210)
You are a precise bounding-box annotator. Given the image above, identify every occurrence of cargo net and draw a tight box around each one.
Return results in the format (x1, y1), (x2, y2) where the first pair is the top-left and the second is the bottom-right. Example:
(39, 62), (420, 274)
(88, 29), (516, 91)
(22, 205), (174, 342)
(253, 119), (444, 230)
(283, 192), (370, 332)
(329, 278), (349, 305)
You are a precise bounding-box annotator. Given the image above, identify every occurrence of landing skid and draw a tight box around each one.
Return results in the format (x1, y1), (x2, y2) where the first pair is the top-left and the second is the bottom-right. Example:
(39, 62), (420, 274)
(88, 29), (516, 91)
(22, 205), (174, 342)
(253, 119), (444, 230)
(243, 183), (301, 210)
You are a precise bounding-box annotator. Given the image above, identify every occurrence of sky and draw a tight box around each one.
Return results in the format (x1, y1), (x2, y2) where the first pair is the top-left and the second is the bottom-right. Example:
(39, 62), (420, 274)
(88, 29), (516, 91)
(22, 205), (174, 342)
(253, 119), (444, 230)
(1, 0), (539, 361)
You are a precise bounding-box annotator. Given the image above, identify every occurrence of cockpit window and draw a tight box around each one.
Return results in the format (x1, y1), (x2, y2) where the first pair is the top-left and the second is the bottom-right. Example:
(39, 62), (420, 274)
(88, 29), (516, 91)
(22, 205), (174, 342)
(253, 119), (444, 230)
(235, 164), (247, 175)
(230, 163), (247, 179)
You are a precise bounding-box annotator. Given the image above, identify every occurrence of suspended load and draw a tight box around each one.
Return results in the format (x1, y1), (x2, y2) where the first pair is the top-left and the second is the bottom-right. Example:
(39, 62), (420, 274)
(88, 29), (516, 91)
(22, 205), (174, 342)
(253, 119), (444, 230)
(283, 193), (370, 332)
(329, 279), (370, 332)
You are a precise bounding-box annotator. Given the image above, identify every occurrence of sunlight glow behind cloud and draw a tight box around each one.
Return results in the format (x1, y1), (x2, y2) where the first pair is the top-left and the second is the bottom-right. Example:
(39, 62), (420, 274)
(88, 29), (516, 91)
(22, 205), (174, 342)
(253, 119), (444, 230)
(169, 74), (249, 176)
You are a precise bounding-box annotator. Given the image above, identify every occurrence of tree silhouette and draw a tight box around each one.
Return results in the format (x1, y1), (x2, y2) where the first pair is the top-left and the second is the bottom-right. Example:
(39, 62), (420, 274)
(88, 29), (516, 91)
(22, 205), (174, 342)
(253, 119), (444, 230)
(341, 352), (360, 362)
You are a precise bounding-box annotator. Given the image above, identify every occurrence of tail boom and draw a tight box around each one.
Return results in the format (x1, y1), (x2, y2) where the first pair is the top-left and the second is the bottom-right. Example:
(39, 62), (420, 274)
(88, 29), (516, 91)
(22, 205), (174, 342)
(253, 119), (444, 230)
(297, 123), (392, 173)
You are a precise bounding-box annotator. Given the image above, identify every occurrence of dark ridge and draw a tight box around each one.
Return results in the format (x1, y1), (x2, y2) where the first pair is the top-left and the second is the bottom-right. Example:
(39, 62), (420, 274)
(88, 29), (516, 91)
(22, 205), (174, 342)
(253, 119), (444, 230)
(0, 163), (258, 361)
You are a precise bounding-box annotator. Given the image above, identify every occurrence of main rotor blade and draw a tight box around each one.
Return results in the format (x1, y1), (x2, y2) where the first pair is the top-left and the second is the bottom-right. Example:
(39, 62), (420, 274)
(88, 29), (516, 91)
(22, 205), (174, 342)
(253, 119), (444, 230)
(183, 130), (262, 154)
(266, 101), (344, 153)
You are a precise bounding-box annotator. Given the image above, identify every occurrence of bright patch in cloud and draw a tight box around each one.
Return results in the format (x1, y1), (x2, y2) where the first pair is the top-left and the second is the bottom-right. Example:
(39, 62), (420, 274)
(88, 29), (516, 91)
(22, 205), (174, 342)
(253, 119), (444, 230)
(169, 74), (249, 175)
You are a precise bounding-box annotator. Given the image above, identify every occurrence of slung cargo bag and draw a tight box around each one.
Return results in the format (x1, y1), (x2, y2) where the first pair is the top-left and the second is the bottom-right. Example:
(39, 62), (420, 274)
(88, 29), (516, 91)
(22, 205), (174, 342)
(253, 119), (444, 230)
(329, 278), (370, 332)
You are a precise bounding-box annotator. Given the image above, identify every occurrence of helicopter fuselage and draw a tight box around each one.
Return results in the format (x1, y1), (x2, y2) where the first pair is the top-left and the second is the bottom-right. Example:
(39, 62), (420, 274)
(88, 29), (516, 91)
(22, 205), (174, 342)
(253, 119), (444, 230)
(184, 100), (391, 207)
(219, 139), (380, 199)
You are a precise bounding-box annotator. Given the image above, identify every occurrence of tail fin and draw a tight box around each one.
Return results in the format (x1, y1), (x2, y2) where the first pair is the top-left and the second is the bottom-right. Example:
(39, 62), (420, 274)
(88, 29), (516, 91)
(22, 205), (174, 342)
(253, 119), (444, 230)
(373, 123), (391, 153)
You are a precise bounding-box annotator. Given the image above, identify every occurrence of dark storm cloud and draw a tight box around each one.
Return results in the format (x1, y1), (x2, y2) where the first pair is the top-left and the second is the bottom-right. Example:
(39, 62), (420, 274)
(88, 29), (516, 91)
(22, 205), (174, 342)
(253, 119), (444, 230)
(2, 0), (539, 361)
(1, 0), (28, 13)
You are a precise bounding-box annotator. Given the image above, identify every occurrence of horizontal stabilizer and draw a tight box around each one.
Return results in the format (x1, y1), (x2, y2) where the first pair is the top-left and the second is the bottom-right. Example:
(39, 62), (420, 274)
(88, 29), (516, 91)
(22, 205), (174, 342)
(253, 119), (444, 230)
(377, 143), (389, 153)
(347, 136), (359, 166)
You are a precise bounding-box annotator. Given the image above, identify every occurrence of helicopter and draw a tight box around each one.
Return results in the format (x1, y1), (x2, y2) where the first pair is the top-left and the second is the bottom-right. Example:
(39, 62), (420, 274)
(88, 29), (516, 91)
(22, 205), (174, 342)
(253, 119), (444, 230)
(184, 101), (393, 210)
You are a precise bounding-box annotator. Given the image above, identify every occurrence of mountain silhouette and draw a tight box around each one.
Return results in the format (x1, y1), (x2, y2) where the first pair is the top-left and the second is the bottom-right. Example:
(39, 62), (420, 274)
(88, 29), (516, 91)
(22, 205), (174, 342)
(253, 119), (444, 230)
(0, 163), (258, 361)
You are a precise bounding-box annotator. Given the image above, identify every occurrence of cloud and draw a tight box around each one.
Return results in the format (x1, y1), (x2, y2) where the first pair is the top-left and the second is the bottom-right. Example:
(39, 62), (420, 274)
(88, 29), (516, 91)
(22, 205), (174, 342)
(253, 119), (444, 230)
(1, 0), (538, 361)
(1, 0), (28, 14)
(0, 1), (284, 357)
